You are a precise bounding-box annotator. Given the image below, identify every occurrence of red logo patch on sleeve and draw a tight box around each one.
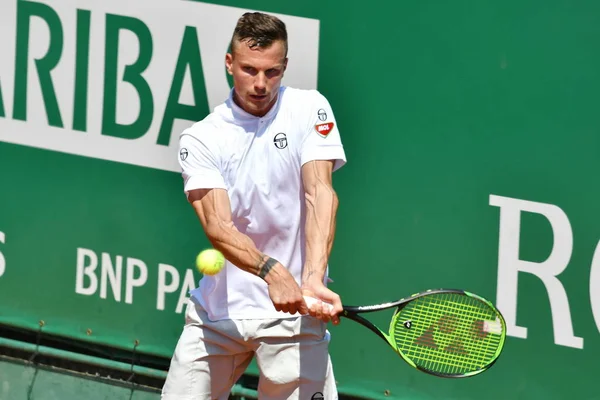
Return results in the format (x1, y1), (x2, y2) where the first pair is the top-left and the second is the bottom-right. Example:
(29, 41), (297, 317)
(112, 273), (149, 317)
(314, 122), (334, 137)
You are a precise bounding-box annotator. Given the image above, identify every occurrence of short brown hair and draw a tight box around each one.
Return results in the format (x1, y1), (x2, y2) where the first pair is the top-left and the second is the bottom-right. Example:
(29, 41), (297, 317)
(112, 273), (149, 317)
(230, 12), (288, 56)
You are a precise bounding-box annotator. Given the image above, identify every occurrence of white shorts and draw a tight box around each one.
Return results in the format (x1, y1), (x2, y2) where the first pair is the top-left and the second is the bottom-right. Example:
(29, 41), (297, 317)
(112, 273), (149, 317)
(161, 298), (338, 400)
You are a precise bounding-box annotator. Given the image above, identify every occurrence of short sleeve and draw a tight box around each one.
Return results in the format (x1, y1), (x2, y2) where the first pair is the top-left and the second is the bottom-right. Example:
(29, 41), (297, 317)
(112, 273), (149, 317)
(179, 129), (227, 195)
(300, 91), (347, 172)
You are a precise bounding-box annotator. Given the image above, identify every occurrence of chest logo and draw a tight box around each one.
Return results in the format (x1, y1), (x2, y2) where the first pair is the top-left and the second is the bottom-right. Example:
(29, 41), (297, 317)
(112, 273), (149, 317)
(314, 122), (334, 137)
(273, 133), (288, 149)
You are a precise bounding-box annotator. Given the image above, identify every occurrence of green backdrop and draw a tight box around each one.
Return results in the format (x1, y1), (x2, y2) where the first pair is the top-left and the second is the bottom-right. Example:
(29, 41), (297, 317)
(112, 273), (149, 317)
(1, 0), (599, 399)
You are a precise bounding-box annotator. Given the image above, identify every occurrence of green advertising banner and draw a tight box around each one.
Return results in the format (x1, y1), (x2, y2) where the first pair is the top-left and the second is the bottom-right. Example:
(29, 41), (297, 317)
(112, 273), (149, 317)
(1, 0), (599, 399)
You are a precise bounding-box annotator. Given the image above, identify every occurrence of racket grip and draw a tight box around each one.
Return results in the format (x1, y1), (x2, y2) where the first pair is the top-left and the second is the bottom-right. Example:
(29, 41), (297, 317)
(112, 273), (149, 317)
(303, 296), (334, 312)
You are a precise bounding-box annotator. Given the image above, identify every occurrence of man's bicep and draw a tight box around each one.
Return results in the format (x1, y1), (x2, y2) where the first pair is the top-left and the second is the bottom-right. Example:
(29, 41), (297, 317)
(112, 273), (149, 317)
(301, 160), (335, 194)
(188, 188), (233, 234)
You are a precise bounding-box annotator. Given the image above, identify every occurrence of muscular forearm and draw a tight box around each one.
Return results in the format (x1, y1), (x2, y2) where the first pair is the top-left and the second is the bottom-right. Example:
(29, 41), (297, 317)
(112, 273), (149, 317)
(191, 199), (280, 282)
(302, 180), (339, 284)
(206, 220), (279, 279)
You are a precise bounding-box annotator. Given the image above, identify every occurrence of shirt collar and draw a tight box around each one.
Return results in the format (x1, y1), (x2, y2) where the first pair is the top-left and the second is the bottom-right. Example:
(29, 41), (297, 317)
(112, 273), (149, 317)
(224, 86), (285, 123)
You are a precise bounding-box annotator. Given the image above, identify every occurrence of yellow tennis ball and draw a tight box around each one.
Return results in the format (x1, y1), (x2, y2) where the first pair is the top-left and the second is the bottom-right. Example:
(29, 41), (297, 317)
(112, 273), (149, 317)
(196, 249), (225, 275)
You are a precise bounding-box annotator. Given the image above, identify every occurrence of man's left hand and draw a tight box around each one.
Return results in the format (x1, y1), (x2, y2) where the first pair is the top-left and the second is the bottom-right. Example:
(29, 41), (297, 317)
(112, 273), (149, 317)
(301, 281), (342, 325)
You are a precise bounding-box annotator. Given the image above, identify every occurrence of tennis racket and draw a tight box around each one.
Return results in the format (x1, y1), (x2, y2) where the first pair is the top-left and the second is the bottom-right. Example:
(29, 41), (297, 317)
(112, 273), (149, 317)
(304, 288), (506, 378)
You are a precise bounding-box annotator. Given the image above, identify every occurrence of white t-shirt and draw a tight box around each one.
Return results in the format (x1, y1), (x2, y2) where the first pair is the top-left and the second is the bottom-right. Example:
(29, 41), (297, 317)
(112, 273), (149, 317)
(178, 86), (347, 321)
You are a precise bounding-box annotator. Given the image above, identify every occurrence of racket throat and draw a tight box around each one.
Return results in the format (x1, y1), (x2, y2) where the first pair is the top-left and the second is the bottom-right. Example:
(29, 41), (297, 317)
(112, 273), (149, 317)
(344, 311), (397, 350)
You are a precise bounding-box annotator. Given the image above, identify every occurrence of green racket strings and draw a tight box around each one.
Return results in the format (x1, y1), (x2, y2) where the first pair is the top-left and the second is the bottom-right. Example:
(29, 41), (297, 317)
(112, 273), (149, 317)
(392, 292), (505, 376)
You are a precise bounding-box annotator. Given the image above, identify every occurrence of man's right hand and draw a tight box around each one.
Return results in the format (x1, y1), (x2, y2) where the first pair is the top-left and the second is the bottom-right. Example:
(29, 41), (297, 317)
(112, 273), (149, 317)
(263, 261), (309, 315)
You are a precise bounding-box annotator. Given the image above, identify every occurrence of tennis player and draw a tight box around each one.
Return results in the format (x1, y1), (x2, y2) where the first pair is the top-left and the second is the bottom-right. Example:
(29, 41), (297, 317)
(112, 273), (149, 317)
(161, 11), (347, 400)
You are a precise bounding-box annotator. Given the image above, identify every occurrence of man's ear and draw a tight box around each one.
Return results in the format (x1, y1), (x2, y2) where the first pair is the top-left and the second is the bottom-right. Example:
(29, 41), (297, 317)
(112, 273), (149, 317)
(225, 53), (234, 75)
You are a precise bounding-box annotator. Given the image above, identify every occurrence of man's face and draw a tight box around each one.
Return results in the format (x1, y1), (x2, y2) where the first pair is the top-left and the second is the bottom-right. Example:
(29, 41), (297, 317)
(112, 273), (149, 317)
(226, 39), (287, 117)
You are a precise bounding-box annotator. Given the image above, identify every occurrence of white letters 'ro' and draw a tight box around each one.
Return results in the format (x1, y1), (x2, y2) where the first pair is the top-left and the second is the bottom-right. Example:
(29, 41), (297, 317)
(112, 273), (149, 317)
(490, 194), (583, 349)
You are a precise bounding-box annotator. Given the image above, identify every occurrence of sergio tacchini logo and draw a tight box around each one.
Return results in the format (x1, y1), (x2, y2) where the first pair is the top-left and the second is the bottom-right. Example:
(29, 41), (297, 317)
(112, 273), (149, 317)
(273, 133), (287, 149)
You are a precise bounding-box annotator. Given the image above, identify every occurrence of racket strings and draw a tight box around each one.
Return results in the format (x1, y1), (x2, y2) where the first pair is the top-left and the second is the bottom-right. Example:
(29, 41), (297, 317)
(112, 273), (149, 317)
(403, 296), (500, 373)
(392, 293), (504, 376)
(408, 296), (498, 372)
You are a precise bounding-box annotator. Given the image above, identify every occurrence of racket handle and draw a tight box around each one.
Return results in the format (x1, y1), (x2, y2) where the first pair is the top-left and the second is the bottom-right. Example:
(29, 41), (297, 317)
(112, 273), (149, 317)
(303, 296), (334, 312)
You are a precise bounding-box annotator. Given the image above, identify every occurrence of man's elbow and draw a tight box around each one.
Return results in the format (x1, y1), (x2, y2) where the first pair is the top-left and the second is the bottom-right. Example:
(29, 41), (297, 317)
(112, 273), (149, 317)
(332, 189), (339, 210)
(323, 181), (338, 205)
(203, 216), (232, 245)
(306, 181), (339, 207)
